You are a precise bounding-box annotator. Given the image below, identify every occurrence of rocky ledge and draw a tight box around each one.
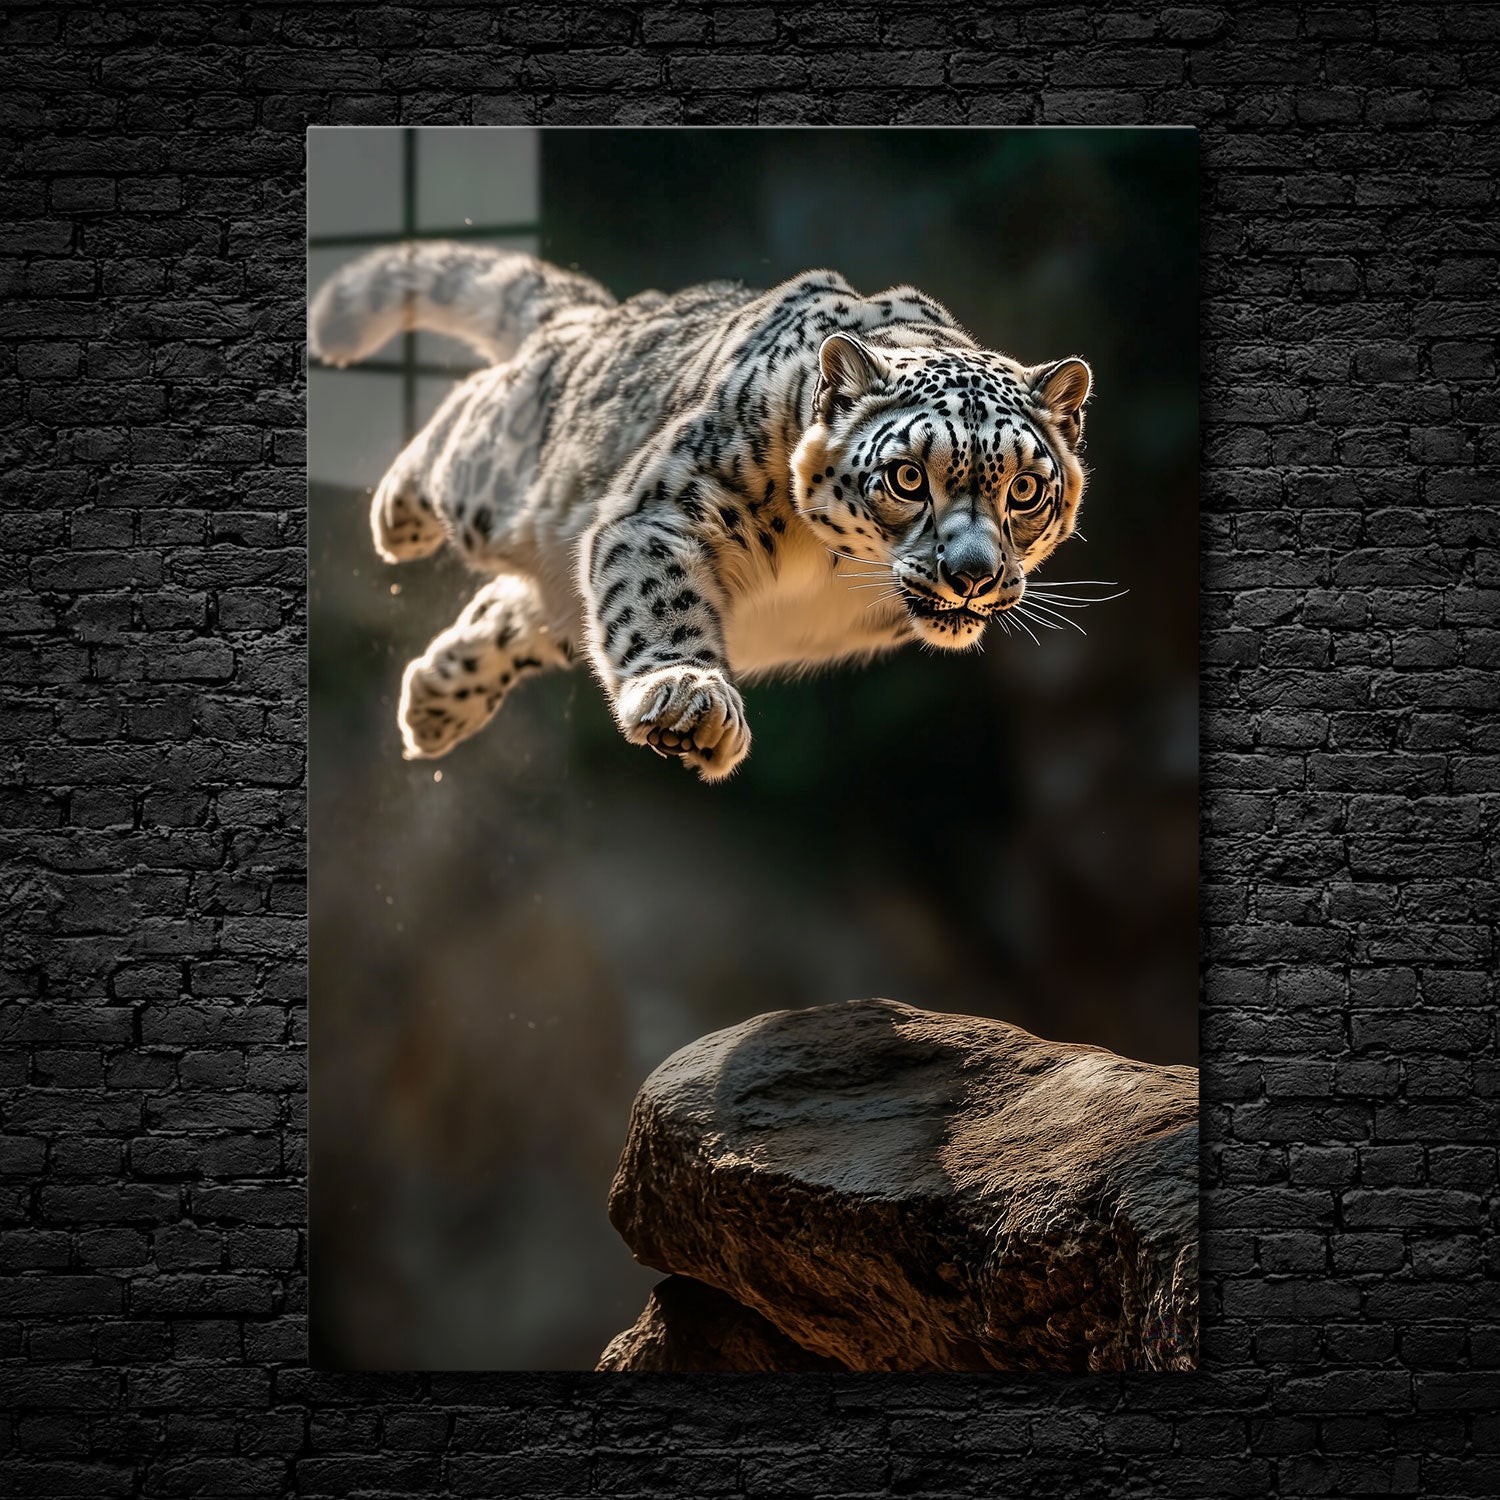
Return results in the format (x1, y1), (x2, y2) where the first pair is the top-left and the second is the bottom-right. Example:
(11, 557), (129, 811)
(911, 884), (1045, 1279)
(600, 998), (1198, 1373)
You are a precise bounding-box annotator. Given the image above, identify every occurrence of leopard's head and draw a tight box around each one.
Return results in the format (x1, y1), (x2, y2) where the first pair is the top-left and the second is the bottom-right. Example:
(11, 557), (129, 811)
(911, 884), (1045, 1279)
(790, 334), (1092, 650)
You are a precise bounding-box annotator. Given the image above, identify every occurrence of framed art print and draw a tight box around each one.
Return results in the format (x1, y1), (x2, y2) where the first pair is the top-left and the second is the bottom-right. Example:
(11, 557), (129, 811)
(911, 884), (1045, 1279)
(307, 126), (1200, 1371)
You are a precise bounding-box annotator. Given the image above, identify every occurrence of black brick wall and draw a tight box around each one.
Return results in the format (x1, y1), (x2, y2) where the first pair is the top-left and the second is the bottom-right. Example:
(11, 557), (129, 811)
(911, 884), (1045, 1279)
(2, 5), (1496, 1497)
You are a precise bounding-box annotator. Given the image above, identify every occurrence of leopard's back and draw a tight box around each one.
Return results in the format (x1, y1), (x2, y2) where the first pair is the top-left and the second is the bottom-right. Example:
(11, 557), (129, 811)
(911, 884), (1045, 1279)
(311, 245), (966, 582)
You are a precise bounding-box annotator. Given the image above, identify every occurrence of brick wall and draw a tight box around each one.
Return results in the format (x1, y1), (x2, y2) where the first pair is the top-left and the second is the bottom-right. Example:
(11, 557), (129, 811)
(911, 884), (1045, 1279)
(2, 5), (1496, 1496)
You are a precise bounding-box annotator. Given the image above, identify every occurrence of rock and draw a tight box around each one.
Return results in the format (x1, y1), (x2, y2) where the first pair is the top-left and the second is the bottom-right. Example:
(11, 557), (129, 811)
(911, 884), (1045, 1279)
(605, 998), (1198, 1372)
(596, 1274), (847, 1372)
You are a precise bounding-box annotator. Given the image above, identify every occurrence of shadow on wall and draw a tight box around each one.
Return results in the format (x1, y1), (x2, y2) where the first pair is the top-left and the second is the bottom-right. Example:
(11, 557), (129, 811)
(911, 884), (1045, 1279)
(310, 128), (1199, 1369)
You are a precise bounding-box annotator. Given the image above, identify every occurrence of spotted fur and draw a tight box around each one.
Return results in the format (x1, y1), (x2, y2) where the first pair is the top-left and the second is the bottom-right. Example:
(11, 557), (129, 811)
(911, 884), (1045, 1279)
(309, 243), (1093, 780)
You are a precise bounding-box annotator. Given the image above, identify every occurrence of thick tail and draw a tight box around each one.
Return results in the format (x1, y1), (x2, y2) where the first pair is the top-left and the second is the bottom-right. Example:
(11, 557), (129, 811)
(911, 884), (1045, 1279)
(308, 241), (616, 367)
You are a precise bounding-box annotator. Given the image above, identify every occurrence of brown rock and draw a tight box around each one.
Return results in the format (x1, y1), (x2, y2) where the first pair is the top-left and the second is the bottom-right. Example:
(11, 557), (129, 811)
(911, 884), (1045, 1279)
(596, 1274), (847, 1372)
(606, 998), (1198, 1372)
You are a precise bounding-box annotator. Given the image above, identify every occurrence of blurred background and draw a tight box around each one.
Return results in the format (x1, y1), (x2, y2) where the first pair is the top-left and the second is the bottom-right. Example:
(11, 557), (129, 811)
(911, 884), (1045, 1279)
(308, 128), (1199, 1369)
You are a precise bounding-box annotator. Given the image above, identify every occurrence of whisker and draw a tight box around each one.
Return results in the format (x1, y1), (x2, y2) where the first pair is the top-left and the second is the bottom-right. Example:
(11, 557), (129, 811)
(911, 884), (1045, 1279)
(864, 591), (905, 611)
(1028, 579), (1121, 588)
(1025, 592), (1127, 605)
(824, 546), (886, 567)
(1018, 600), (1086, 635)
(1024, 591), (1127, 610)
(1011, 605), (1065, 631)
(844, 579), (902, 591)
(1006, 610), (1042, 647)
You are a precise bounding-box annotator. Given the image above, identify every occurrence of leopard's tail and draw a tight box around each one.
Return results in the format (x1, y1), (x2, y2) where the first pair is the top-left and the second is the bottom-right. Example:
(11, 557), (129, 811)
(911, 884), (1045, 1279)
(308, 241), (616, 368)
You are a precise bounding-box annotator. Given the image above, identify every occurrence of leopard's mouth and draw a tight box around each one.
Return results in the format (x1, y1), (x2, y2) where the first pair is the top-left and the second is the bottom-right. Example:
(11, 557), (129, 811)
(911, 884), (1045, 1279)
(901, 588), (991, 647)
(902, 572), (1026, 620)
(902, 585), (989, 627)
(907, 594), (985, 625)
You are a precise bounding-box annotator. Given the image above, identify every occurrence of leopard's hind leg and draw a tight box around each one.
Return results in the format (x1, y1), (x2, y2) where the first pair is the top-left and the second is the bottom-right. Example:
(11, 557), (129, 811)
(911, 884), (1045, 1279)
(368, 371), (491, 564)
(398, 573), (573, 759)
(370, 453), (447, 563)
(367, 381), (475, 567)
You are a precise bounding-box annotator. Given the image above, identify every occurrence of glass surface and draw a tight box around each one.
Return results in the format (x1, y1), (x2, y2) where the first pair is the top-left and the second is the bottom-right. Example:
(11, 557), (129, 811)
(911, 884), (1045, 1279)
(306, 126), (403, 235)
(309, 127), (1200, 1369)
(416, 125), (540, 228)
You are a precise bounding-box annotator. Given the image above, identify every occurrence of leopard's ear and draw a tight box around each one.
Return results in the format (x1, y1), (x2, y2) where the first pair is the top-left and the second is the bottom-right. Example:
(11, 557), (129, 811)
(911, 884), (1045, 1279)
(815, 333), (889, 419)
(1028, 357), (1092, 446)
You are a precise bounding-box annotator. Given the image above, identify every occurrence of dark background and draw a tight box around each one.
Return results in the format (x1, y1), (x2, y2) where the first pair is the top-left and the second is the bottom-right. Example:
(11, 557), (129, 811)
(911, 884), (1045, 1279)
(311, 128), (1198, 1369)
(4, 6), (1496, 1496)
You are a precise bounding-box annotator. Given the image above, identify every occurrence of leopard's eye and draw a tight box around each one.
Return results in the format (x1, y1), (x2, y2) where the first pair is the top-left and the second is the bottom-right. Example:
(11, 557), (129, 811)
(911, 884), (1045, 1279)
(885, 460), (927, 501)
(1009, 473), (1044, 510)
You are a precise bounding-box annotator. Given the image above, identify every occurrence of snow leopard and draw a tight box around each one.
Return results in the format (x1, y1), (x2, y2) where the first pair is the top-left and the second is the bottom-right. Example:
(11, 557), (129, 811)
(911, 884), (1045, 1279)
(308, 242), (1094, 781)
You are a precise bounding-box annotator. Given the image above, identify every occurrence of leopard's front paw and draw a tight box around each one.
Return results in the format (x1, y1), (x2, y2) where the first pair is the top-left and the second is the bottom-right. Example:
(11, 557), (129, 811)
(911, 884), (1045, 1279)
(616, 665), (751, 782)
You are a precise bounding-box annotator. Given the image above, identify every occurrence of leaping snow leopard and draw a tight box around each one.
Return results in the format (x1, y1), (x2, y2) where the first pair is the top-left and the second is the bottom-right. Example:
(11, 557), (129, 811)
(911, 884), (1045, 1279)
(309, 243), (1095, 781)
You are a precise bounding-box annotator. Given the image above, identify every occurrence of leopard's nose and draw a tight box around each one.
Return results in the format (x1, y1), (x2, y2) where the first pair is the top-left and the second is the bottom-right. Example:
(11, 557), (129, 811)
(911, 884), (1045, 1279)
(937, 530), (1002, 600)
(939, 561), (999, 599)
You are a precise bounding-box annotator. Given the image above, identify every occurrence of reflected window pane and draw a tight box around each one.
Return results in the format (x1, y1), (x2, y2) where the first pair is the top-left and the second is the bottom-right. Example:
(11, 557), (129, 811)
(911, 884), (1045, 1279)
(308, 130), (542, 474)
(417, 127), (540, 229)
(306, 127), (404, 235)
(308, 367), (404, 489)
